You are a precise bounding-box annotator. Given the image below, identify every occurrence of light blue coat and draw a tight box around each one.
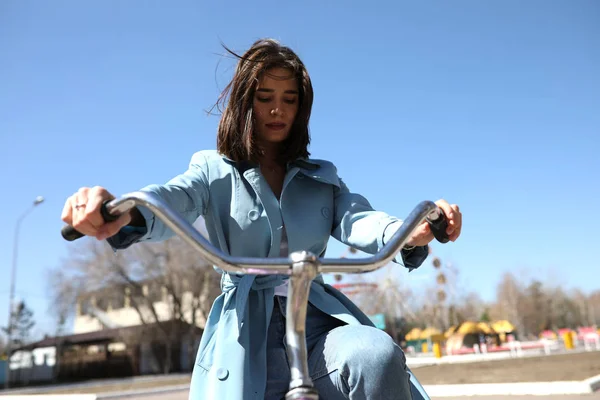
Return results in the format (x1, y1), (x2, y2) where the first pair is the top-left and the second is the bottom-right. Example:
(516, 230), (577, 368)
(109, 150), (429, 399)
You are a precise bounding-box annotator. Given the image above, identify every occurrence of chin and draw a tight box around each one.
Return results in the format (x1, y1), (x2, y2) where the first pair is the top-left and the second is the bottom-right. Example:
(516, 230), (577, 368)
(260, 131), (290, 144)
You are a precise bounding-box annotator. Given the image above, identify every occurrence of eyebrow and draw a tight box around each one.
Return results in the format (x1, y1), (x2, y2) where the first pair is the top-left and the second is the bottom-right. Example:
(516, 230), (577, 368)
(256, 88), (299, 94)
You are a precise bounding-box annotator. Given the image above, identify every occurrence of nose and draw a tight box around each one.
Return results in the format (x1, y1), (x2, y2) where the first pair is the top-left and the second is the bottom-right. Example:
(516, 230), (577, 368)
(270, 108), (282, 116)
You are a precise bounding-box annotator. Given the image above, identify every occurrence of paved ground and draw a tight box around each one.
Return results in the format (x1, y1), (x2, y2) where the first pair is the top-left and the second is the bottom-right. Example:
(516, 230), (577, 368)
(432, 396), (600, 400)
(414, 349), (600, 384)
(128, 390), (600, 400)
(127, 392), (187, 400)
(4, 350), (599, 399)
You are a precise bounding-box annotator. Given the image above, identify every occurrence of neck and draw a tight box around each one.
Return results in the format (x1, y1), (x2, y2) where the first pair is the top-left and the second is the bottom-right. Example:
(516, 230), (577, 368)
(257, 141), (283, 167)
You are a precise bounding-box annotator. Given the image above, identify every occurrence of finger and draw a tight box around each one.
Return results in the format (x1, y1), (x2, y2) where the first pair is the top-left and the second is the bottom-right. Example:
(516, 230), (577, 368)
(408, 222), (433, 247)
(96, 213), (131, 241)
(450, 224), (462, 241)
(83, 186), (113, 229)
(61, 195), (76, 225)
(73, 188), (89, 214)
(435, 199), (453, 218)
(435, 199), (455, 235)
(450, 204), (462, 228)
(71, 212), (100, 236)
(417, 222), (434, 243)
(71, 189), (101, 236)
(421, 230), (434, 246)
(449, 205), (462, 241)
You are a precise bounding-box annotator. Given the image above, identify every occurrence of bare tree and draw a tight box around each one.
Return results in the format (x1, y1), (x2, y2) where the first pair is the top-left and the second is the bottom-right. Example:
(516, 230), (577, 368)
(487, 273), (600, 338)
(422, 295), (442, 329)
(520, 280), (551, 336)
(589, 290), (600, 327)
(426, 257), (473, 330)
(350, 265), (418, 340)
(490, 271), (526, 334)
(345, 258), (600, 342)
(570, 289), (591, 327)
(0, 335), (6, 358)
(125, 238), (222, 371)
(2, 301), (36, 349)
(47, 234), (221, 374)
(544, 286), (579, 330)
(454, 292), (487, 323)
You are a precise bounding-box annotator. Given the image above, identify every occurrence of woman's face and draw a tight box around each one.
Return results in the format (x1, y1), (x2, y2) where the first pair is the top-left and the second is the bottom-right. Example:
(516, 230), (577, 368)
(253, 67), (299, 145)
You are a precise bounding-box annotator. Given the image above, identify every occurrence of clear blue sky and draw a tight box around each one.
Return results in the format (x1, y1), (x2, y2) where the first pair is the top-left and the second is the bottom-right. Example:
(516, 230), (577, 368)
(1, 0), (598, 338)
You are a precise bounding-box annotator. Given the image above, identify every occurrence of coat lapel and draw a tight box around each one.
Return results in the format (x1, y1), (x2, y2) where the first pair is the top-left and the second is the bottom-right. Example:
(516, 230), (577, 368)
(291, 159), (341, 188)
(242, 167), (283, 258)
(239, 158), (339, 259)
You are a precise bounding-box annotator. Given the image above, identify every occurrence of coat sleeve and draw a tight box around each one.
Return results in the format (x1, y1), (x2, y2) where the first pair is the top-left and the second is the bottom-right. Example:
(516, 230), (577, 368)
(330, 176), (429, 271)
(107, 151), (211, 249)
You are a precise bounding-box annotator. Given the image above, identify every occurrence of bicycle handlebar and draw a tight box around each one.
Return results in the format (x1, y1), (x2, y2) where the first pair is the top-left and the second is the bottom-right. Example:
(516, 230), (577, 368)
(61, 191), (448, 274)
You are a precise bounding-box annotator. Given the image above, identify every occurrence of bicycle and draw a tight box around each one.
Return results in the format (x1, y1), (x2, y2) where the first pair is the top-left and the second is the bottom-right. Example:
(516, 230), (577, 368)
(61, 191), (449, 400)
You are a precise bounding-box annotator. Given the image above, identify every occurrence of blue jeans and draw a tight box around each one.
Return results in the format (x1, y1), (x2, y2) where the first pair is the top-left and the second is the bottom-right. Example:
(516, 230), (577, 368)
(265, 296), (428, 400)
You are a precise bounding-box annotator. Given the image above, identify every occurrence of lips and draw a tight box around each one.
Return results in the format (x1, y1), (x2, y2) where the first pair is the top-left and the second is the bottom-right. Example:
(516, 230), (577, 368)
(266, 122), (286, 131)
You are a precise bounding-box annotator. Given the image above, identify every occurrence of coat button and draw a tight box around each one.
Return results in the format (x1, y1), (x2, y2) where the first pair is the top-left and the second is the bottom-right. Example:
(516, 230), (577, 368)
(248, 209), (259, 221)
(321, 207), (331, 219)
(216, 367), (229, 381)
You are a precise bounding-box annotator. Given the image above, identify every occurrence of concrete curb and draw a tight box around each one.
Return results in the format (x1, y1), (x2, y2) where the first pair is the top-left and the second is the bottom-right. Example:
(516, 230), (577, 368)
(96, 384), (189, 399)
(423, 375), (600, 397)
(0, 396), (97, 399)
(0, 374), (191, 396)
(2, 374), (599, 398)
(585, 373), (600, 392)
(407, 348), (597, 368)
(93, 374), (600, 398)
(0, 385), (189, 400)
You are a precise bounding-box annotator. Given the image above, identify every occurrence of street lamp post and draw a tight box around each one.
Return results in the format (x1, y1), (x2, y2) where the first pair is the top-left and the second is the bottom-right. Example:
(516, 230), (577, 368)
(4, 196), (44, 389)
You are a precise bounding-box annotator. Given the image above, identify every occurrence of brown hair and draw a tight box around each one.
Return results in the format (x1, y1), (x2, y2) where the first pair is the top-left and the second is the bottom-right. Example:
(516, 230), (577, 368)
(213, 38), (313, 163)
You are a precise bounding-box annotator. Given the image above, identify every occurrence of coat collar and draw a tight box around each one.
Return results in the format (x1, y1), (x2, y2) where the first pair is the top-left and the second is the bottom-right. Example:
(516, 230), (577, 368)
(292, 159), (340, 188)
(220, 153), (340, 188)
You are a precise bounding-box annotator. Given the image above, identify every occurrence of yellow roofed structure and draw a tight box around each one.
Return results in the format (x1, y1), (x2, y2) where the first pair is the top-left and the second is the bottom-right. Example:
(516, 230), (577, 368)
(405, 328), (422, 341)
(491, 320), (516, 333)
(419, 327), (442, 339)
(457, 321), (481, 334)
(477, 322), (496, 334)
(445, 325), (458, 338)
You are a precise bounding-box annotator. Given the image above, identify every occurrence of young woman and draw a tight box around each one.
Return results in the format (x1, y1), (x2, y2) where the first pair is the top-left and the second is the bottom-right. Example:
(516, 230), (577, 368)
(62, 38), (462, 399)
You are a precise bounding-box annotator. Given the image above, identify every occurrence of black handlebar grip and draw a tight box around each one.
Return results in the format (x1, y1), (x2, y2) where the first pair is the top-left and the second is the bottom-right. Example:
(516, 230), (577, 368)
(61, 201), (119, 241)
(426, 208), (450, 244)
(61, 224), (85, 241)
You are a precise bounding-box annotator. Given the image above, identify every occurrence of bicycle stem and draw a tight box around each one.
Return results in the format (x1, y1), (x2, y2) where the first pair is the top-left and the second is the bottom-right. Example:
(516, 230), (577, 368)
(285, 252), (320, 397)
